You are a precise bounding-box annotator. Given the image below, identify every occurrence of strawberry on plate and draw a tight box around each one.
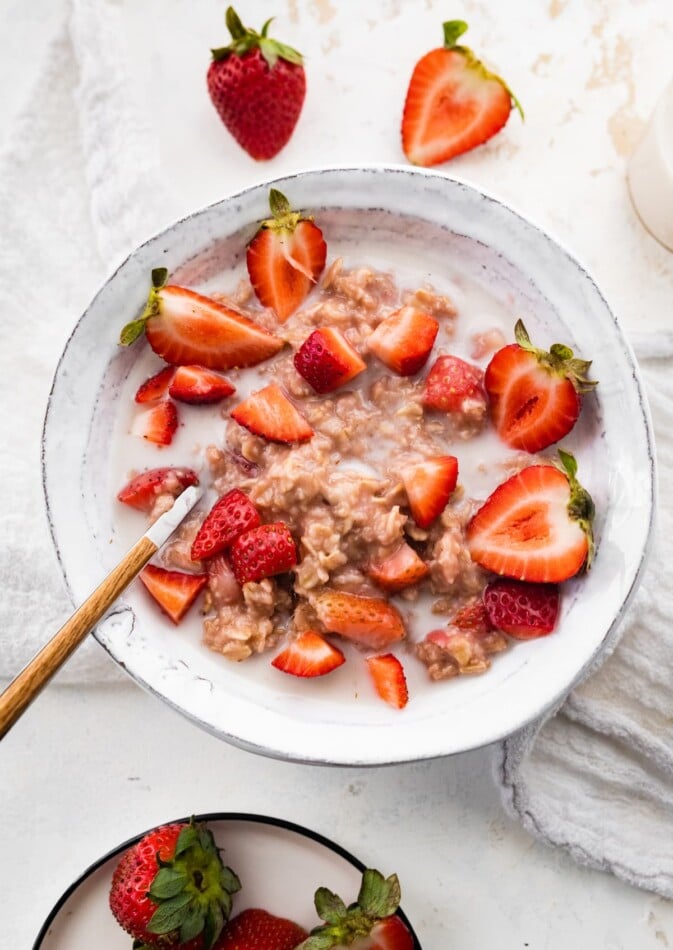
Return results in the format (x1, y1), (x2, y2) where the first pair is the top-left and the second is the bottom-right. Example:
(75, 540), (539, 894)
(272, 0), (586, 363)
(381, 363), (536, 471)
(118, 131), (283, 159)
(169, 365), (236, 405)
(367, 306), (439, 376)
(120, 268), (283, 370)
(230, 522), (297, 584)
(109, 819), (240, 948)
(131, 400), (178, 446)
(218, 907), (308, 950)
(247, 189), (327, 322)
(313, 591), (406, 650)
(231, 383), (314, 443)
(135, 366), (175, 404)
(191, 489), (261, 561)
(422, 354), (487, 419)
(207, 7), (306, 161)
(467, 450), (595, 583)
(117, 467), (199, 512)
(402, 19), (522, 167)
(367, 654), (409, 710)
(367, 543), (429, 592)
(271, 630), (346, 678)
(139, 565), (209, 624)
(483, 578), (560, 639)
(294, 327), (366, 393)
(485, 319), (597, 453)
(401, 455), (458, 529)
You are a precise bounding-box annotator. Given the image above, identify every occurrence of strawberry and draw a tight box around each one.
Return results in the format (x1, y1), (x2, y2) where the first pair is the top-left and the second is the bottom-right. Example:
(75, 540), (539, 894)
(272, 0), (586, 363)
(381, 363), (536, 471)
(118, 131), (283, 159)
(401, 455), (458, 529)
(483, 578), (560, 639)
(297, 868), (414, 949)
(271, 631), (346, 678)
(402, 19), (522, 167)
(117, 467), (199, 512)
(313, 591), (406, 650)
(422, 354), (487, 418)
(367, 543), (429, 592)
(120, 269), (283, 370)
(231, 383), (314, 443)
(109, 819), (240, 948)
(169, 365), (236, 405)
(230, 522), (297, 584)
(367, 306), (439, 376)
(294, 327), (366, 394)
(191, 489), (261, 561)
(467, 450), (595, 583)
(451, 599), (492, 634)
(135, 366), (176, 404)
(367, 654), (409, 710)
(207, 8), (306, 161)
(131, 400), (178, 446)
(485, 319), (597, 453)
(247, 189), (327, 322)
(139, 565), (208, 624)
(217, 908), (308, 950)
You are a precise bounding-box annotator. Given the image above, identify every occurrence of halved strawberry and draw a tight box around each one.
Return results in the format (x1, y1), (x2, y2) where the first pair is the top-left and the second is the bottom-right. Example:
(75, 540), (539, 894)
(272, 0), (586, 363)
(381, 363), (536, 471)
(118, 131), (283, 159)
(247, 189), (327, 322)
(191, 489), (260, 561)
(134, 366), (175, 404)
(367, 654), (409, 710)
(272, 630), (346, 677)
(230, 522), (297, 584)
(485, 320), (597, 453)
(294, 327), (366, 393)
(467, 450), (594, 583)
(131, 400), (178, 446)
(401, 455), (458, 529)
(168, 365), (236, 404)
(483, 578), (560, 639)
(139, 564), (208, 624)
(402, 20), (522, 167)
(117, 467), (199, 512)
(368, 543), (429, 592)
(120, 269), (283, 370)
(313, 591), (406, 650)
(367, 306), (439, 376)
(231, 383), (313, 443)
(422, 354), (487, 418)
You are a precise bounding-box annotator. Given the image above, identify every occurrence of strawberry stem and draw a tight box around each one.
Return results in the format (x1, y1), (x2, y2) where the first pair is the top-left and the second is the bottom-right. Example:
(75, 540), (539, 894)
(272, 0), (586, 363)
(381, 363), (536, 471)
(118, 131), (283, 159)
(442, 19), (468, 49)
(120, 269), (167, 346)
(558, 450), (595, 569)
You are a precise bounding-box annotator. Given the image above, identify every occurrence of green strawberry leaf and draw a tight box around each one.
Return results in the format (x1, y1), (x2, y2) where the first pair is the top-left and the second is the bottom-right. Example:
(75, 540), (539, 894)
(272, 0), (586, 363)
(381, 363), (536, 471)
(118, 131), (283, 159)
(220, 865), (242, 894)
(147, 892), (193, 935)
(119, 318), (146, 346)
(271, 39), (303, 65)
(174, 823), (200, 857)
(148, 867), (189, 900)
(259, 36), (279, 68)
(558, 448), (578, 480)
(151, 266), (168, 289)
(357, 869), (400, 919)
(443, 19), (468, 49)
(314, 887), (347, 924)
(269, 188), (291, 218)
(225, 6), (246, 40)
(179, 906), (206, 945)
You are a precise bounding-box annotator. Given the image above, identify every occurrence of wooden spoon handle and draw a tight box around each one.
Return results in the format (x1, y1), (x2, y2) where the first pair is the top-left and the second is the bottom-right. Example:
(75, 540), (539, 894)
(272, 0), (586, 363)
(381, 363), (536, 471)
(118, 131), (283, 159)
(0, 535), (157, 740)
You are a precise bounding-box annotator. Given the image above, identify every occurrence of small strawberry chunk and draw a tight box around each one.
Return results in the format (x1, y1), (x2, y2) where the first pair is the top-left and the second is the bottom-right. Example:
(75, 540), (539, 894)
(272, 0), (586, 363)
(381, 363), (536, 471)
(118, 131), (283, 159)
(230, 522), (297, 584)
(134, 366), (175, 403)
(191, 489), (261, 561)
(401, 455), (458, 529)
(168, 365), (236, 404)
(272, 630), (346, 678)
(368, 543), (429, 592)
(139, 564), (208, 624)
(313, 591), (406, 649)
(368, 305), (439, 376)
(451, 599), (492, 634)
(483, 578), (560, 639)
(294, 327), (366, 393)
(231, 383), (313, 443)
(131, 400), (178, 446)
(367, 653), (409, 709)
(117, 467), (199, 512)
(422, 354), (487, 420)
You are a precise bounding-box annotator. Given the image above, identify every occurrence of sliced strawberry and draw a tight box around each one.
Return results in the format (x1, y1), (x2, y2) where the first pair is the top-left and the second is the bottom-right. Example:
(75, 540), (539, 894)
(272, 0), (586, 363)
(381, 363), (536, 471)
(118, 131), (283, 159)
(231, 383), (313, 443)
(117, 467), (199, 512)
(272, 630), (346, 678)
(191, 489), (260, 561)
(422, 354), (487, 418)
(401, 455), (458, 529)
(134, 366), (175, 404)
(247, 189), (327, 322)
(131, 400), (178, 446)
(467, 450), (595, 583)
(367, 654), (409, 710)
(483, 578), (560, 639)
(313, 591), (406, 650)
(230, 522), (297, 584)
(168, 365), (236, 404)
(294, 327), (366, 393)
(402, 20), (522, 167)
(120, 268), (284, 370)
(367, 306), (439, 376)
(451, 599), (492, 634)
(485, 319), (597, 453)
(139, 564), (208, 624)
(368, 543), (429, 592)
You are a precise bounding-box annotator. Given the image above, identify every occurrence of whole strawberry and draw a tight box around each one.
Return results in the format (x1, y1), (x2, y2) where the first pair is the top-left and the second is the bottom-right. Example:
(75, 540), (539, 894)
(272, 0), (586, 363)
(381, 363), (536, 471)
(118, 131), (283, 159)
(216, 907), (308, 949)
(207, 7), (306, 160)
(109, 820), (241, 948)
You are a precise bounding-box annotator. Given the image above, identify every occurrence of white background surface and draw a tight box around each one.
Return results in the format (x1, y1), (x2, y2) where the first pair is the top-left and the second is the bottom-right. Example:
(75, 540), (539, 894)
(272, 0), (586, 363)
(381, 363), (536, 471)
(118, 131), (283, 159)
(3, 0), (673, 947)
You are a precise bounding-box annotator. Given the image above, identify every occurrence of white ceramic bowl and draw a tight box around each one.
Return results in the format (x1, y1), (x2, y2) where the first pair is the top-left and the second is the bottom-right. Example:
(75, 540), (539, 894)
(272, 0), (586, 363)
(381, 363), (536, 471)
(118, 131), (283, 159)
(43, 166), (655, 766)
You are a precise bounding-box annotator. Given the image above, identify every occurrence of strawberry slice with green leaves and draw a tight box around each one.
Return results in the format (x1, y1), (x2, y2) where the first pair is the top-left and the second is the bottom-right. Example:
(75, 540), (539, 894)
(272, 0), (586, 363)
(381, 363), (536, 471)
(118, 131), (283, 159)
(131, 400), (178, 446)
(485, 319), (597, 453)
(139, 564), (208, 624)
(230, 522), (298, 584)
(367, 543), (429, 592)
(117, 467), (199, 512)
(313, 591), (406, 650)
(483, 578), (560, 639)
(120, 268), (283, 370)
(134, 366), (175, 404)
(191, 488), (261, 561)
(294, 327), (366, 393)
(246, 189), (327, 322)
(467, 450), (595, 583)
(231, 383), (314, 443)
(168, 365), (236, 404)
(367, 654), (409, 710)
(367, 306), (439, 376)
(271, 630), (346, 678)
(402, 20), (522, 167)
(401, 455), (458, 529)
